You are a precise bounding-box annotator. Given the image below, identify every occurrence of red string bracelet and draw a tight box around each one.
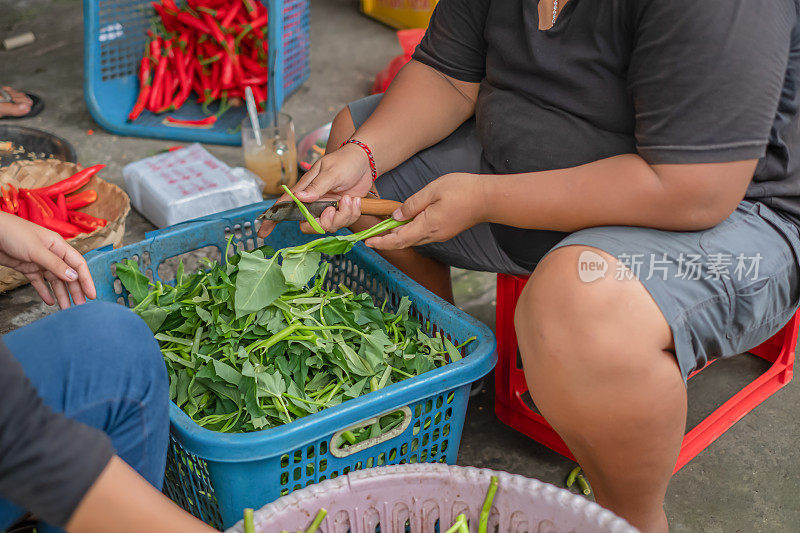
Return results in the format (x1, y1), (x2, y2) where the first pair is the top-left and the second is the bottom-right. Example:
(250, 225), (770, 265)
(340, 139), (378, 181)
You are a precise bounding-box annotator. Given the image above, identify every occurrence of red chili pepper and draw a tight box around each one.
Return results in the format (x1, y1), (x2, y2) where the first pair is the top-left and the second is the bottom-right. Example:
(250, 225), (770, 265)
(56, 194), (68, 221)
(1, 186), (16, 213)
(22, 191), (44, 225)
(33, 164), (105, 197)
(235, 13), (267, 44)
(241, 0), (257, 18)
(163, 115), (218, 128)
(128, 56), (153, 121)
(40, 193), (60, 220)
(156, 69), (175, 112)
(42, 216), (81, 238)
(198, 65), (213, 104)
(177, 12), (211, 33)
(209, 61), (221, 100)
(193, 0), (228, 7)
(68, 211), (108, 232)
(148, 40), (168, 111)
(239, 54), (265, 73)
(65, 190), (98, 210)
(29, 192), (53, 219)
(224, 35), (245, 83)
(221, 1), (242, 28)
(8, 185), (19, 212)
(149, 37), (162, 63)
(16, 195), (29, 220)
(252, 84), (267, 110)
(241, 75), (268, 86)
(160, 40), (178, 111)
(193, 65), (206, 102)
(167, 47), (191, 108)
(199, 51), (224, 66)
(221, 53), (234, 87)
(233, 7), (250, 26)
(152, 2), (177, 32)
(170, 71), (193, 109)
(0, 203), (9, 214)
(197, 6), (222, 19)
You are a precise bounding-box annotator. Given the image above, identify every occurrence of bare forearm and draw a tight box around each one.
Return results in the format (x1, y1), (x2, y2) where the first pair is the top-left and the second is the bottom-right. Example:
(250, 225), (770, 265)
(66, 457), (216, 533)
(354, 60), (477, 174)
(484, 154), (756, 232)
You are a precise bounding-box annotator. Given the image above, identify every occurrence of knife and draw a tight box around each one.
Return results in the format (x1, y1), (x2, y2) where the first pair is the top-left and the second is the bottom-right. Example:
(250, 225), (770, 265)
(259, 197), (402, 222)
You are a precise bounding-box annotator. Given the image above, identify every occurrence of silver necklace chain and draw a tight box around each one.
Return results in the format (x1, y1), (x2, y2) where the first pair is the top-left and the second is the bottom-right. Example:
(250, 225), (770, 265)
(552, 0), (559, 26)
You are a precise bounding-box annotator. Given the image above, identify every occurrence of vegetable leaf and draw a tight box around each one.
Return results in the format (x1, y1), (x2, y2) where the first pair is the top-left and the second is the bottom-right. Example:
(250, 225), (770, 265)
(116, 259), (150, 304)
(281, 251), (321, 289)
(235, 252), (286, 316)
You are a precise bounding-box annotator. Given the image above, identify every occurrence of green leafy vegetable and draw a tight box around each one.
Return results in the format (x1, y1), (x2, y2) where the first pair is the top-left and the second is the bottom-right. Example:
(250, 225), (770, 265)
(282, 184), (324, 234)
(115, 259), (150, 304)
(115, 218), (474, 436)
(235, 252), (286, 316)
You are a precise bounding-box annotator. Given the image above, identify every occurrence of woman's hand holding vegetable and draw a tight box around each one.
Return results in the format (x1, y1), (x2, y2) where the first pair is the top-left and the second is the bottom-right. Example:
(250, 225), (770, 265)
(366, 172), (489, 250)
(258, 142), (375, 238)
(0, 212), (96, 308)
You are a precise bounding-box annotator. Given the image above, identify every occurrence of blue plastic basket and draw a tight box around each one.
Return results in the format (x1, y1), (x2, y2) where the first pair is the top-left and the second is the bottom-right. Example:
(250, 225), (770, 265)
(84, 202), (497, 529)
(82, 0), (310, 145)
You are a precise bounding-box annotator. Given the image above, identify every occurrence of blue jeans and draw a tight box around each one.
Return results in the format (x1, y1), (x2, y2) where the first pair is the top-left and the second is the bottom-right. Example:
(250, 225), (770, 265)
(0, 301), (169, 532)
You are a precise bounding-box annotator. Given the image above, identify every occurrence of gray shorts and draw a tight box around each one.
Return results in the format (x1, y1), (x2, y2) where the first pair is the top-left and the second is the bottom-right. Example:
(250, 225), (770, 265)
(350, 94), (800, 379)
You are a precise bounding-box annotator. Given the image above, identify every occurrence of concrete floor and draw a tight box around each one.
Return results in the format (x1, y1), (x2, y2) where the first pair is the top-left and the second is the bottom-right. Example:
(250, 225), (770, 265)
(2, 0), (799, 531)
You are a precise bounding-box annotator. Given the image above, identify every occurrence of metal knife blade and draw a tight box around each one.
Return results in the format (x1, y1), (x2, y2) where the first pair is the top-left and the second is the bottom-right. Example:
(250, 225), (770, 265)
(258, 200), (339, 222)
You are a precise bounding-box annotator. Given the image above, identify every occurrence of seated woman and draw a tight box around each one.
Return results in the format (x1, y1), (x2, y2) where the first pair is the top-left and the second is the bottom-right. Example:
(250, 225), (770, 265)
(260, 1), (800, 531)
(0, 212), (214, 532)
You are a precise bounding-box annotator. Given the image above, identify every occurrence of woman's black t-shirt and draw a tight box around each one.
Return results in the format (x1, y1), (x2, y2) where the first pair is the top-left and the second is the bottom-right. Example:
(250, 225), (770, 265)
(412, 0), (800, 269)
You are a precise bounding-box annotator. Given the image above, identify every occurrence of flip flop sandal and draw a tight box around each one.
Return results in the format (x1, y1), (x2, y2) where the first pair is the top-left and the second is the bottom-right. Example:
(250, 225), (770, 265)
(0, 89), (45, 120)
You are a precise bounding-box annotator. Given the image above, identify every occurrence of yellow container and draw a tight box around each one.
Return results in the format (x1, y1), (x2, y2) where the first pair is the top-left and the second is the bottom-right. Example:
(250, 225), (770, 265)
(360, 0), (438, 29)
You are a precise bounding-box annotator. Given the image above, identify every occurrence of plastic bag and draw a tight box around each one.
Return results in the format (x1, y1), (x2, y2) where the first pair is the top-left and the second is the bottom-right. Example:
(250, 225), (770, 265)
(123, 143), (262, 228)
(372, 29), (426, 94)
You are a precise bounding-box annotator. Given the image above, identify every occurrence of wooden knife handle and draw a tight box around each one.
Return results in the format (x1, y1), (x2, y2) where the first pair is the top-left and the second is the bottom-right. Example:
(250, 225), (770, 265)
(360, 197), (402, 216)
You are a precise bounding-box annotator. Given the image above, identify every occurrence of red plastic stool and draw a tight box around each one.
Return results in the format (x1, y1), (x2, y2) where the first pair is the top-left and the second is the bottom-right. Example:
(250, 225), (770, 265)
(494, 273), (798, 473)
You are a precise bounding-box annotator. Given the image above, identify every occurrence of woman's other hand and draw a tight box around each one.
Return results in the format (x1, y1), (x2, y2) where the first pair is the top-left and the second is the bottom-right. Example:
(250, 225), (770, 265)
(0, 213), (96, 308)
(366, 172), (489, 250)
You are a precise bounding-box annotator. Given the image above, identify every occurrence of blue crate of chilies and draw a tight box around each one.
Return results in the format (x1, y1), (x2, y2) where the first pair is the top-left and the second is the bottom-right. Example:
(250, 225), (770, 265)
(82, 0), (310, 145)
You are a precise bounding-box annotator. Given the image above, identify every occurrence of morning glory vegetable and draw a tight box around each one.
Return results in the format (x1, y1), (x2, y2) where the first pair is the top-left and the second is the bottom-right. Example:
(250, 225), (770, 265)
(115, 218), (474, 436)
(282, 185), (325, 234)
(478, 475), (499, 533)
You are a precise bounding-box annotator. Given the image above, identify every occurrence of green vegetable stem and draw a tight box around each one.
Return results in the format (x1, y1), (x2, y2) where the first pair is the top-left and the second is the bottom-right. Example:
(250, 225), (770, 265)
(444, 513), (468, 533)
(576, 474), (592, 496)
(565, 466), (581, 488)
(478, 475), (499, 533)
(305, 509), (327, 533)
(243, 508), (255, 533)
(282, 185), (325, 234)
